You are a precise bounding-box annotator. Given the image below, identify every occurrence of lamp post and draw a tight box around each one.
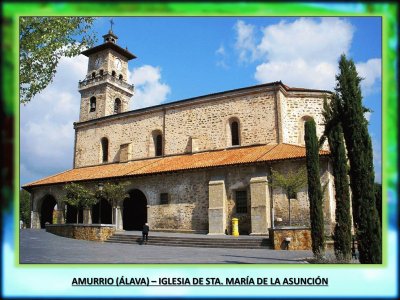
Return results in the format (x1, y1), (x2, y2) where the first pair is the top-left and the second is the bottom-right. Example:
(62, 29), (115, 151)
(98, 183), (104, 224)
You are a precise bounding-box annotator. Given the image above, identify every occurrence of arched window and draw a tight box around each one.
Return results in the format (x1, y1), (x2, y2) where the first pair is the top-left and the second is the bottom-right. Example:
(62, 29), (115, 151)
(299, 116), (314, 145)
(101, 137), (109, 163)
(112, 70), (116, 77)
(92, 72), (96, 79)
(119, 74), (123, 80)
(89, 97), (96, 112)
(230, 120), (240, 146)
(155, 134), (163, 156)
(99, 69), (104, 76)
(114, 98), (121, 114)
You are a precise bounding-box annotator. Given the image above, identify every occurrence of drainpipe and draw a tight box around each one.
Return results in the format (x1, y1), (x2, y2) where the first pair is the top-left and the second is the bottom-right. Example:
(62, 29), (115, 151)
(273, 83), (280, 144)
(162, 108), (166, 156)
(73, 123), (77, 168)
(268, 165), (274, 229)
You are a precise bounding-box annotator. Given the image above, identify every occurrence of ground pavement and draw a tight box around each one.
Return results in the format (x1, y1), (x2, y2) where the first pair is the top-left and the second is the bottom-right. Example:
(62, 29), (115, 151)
(20, 229), (315, 264)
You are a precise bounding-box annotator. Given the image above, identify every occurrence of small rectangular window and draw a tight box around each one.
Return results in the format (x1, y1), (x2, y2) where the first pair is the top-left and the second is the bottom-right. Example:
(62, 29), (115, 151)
(235, 190), (247, 213)
(160, 193), (169, 205)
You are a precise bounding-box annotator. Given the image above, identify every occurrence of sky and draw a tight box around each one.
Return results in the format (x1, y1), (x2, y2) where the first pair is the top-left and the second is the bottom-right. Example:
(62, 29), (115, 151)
(20, 17), (382, 186)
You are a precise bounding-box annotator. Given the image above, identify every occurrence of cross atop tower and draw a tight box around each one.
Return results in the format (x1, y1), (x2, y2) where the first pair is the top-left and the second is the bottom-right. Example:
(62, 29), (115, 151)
(110, 18), (114, 31)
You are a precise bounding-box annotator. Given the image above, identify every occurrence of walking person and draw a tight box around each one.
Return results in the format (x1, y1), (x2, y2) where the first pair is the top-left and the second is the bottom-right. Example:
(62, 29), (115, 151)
(142, 222), (149, 245)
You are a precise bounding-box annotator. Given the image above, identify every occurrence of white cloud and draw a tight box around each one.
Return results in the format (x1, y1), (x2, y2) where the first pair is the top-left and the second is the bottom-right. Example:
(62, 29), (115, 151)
(216, 45), (226, 56)
(233, 18), (380, 95)
(215, 44), (229, 69)
(234, 20), (258, 63)
(20, 55), (88, 185)
(356, 58), (382, 95)
(128, 65), (171, 109)
(242, 18), (354, 91)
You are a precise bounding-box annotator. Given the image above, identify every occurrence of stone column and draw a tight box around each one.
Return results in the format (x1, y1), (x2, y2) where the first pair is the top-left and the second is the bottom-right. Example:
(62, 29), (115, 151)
(208, 179), (226, 235)
(114, 206), (123, 231)
(250, 176), (270, 235)
(55, 209), (65, 224)
(31, 211), (40, 229)
(83, 208), (92, 224)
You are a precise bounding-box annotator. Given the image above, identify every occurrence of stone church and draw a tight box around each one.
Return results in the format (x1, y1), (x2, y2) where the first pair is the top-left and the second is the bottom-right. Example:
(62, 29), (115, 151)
(23, 30), (335, 236)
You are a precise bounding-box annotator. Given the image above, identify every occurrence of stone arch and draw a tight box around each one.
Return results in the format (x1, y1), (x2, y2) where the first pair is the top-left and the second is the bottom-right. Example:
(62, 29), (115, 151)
(226, 117), (241, 147)
(89, 96), (96, 112)
(38, 195), (57, 228)
(298, 115), (315, 145)
(122, 189), (148, 230)
(114, 98), (122, 114)
(149, 129), (163, 157)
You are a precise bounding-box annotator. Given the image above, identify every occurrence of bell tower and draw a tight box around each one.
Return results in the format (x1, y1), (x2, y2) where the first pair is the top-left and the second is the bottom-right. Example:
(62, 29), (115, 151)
(78, 28), (136, 122)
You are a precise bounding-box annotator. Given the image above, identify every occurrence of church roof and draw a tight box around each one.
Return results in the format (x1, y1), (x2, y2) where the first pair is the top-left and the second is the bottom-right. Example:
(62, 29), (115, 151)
(23, 144), (329, 190)
(81, 42), (136, 60)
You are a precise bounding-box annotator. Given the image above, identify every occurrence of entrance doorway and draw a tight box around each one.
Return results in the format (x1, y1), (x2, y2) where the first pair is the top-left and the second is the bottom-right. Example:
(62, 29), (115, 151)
(40, 195), (57, 228)
(123, 189), (147, 230)
(92, 198), (112, 224)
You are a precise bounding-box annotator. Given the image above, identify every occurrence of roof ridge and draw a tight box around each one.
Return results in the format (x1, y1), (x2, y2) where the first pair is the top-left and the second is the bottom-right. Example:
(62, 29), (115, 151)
(125, 158), (163, 176)
(255, 144), (278, 162)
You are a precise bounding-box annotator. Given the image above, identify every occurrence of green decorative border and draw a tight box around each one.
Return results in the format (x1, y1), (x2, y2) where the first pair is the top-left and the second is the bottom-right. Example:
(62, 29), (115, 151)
(3, 3), (397, 270)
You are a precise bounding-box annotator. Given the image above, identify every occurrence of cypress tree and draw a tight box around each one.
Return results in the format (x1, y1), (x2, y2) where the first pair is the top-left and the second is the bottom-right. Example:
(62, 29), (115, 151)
(336, 54), (381, 263)
(374, 183), (382, 225)
(304, 119), (325, 257)
(322, 96), (352, 262)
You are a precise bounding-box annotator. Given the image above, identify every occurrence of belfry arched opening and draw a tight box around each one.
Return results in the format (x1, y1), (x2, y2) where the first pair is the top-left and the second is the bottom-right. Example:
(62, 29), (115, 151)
(40, 195), (57, 228)
(123, 189), (147, 230)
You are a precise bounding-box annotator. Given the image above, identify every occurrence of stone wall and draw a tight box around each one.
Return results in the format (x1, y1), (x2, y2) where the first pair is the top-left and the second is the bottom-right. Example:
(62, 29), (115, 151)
(281, 93), (328, 148)
(75, 87), (329, 169)
(74, 90), (278, 168)
(46, 224), (115, 241)
(269, 227), (312, 250)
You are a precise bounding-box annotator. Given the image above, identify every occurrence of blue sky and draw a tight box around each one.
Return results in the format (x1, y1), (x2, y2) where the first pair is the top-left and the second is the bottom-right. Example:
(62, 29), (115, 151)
(20, 17), (382, 185)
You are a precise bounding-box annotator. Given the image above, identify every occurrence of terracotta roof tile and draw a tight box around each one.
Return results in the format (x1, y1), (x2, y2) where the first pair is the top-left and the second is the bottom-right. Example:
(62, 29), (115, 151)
(23, 143), (329, 189)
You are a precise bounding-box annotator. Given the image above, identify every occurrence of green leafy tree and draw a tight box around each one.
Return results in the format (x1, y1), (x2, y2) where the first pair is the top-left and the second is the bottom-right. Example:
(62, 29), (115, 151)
(305, 119), (325, 258)
(270, 167), (308, 226)
(20, 189), (31, 228)
(20, 17), (97, 103)
(336, 54), (381, 263)
(322, 96), (352, 262)
(63, 182), (97, 224)
(95, 182), (128, 208)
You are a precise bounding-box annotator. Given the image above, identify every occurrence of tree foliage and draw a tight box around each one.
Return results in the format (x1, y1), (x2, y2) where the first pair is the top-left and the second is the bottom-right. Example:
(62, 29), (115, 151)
(335, 54), (381, 263)
(63, 182), (97, 223)
(305, 119), (325, 257)
(322, 96), (352, 262)
(374, 183), (382, 225)
(95, 182), (128, 207)
(20, 17), (97, 103)
(20, 189), (31, 228)
(270, 167), (307, 226)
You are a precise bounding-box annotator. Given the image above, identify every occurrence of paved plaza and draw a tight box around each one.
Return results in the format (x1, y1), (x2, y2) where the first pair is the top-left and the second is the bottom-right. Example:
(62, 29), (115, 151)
(20, 229), (314, 264)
